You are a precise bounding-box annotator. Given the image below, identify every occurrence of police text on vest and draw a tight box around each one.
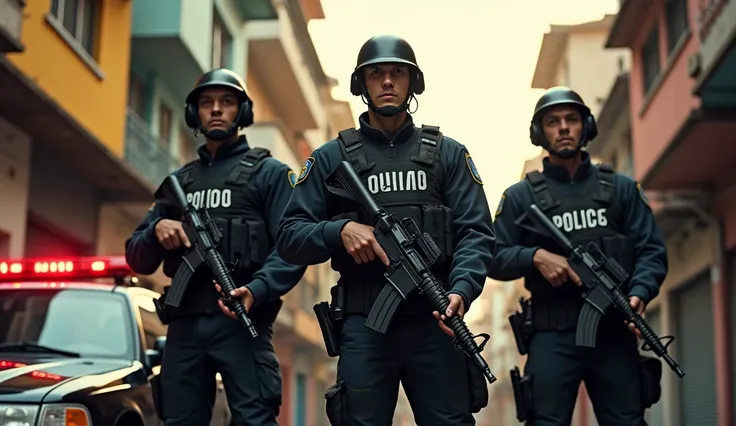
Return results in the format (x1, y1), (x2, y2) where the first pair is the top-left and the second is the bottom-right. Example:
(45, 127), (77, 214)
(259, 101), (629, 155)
(367, 170), (427, 194)
(552, 208), (607, 232)
(187, 189), (232, 209)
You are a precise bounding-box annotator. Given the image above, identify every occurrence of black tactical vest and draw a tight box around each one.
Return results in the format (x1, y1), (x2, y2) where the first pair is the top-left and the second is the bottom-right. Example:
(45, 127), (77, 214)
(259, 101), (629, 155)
(521, 165), (634, 328)
(162, 147), (272, 285)
(330, 126), (455, 314)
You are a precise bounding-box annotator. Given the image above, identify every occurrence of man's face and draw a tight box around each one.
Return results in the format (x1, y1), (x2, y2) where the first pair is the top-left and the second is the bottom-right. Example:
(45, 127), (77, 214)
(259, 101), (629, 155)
(541, 105), (583, 153)
(362, 63), (411, 108)
(197, 87), (240, 132)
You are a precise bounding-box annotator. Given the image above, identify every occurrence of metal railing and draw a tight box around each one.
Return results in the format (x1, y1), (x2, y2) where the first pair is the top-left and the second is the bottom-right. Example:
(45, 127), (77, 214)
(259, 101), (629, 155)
(124, 108), (181, 188)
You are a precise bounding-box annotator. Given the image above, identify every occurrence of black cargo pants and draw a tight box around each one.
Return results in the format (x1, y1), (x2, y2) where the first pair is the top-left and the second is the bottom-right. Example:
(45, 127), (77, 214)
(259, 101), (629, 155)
(524, 324), (647, 426)
(337, 313), (476, 426)
(160, 313), (282, 426)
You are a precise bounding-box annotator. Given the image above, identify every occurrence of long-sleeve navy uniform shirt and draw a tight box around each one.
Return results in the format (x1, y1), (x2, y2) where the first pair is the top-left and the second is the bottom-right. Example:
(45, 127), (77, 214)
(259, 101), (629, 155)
(275, 112), (495, 308)
(489, 152), (668, 304)
(125, 136), (306, 310)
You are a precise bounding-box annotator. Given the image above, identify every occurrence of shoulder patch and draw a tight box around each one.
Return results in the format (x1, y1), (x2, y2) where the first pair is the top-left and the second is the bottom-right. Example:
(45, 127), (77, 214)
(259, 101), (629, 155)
(287, 170), (297, 188)
(465, 153), (483, 185)
(636, 182), (651, 209)
(147, 202), (156, 212)
(296, 157), (315, 185)
(495, 193), (506, 217)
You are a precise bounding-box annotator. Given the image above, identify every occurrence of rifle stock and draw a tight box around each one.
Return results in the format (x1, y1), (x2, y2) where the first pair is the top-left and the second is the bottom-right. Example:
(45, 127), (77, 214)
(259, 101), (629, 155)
(527, 204), (685, 378)
(324, 160), (497, 384)
(155, 175), (258, 338)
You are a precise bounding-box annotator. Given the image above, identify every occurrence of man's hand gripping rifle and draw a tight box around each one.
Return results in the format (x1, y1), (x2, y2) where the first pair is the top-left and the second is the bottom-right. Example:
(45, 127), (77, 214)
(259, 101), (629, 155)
(325, 160), (497, 384)
(155, 174), (258, 338)
(526, 204), (685, 378)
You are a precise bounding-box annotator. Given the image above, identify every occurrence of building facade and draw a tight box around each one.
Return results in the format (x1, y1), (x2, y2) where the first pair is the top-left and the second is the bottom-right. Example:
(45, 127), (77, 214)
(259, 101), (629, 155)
(0, 0), (151, 261)
(606, 1), (736, 425)
(0, 0), (353, 424)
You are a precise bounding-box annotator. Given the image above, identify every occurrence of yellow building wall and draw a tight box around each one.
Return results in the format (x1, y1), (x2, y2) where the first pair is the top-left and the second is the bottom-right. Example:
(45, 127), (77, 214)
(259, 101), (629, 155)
(7, 0), (132, 157)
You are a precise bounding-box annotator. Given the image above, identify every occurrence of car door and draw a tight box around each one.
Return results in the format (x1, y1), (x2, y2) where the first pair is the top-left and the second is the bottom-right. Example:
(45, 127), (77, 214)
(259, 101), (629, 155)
(130, 290), (231, 426)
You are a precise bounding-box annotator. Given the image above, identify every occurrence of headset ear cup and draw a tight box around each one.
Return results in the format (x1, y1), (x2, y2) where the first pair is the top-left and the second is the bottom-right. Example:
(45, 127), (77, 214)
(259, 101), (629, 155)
(185, 103), (198, 129)
(529, 122), (542, 147)
(585, 115), (598, 141)
(237, 100), (254, 128)
(350, 72), (362, 96)
(414, 70), (425, 95)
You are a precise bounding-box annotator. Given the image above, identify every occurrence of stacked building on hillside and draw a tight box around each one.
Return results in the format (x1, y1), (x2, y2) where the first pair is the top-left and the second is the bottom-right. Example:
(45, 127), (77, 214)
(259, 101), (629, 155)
(0, 0), (353, 423)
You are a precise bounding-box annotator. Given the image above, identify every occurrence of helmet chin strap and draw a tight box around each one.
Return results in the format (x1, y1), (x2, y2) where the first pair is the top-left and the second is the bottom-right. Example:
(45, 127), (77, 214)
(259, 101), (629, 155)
(198, 122), (238, 142)
(547, 145), (580, 160)
(542, 127), (589, 160)
(196, 104), (249, 141)
(362, 82), (413, 117)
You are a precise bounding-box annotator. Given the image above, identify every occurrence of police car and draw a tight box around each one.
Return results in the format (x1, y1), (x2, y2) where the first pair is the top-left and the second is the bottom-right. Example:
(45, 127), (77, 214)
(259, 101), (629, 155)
(0, 256), (230, 426)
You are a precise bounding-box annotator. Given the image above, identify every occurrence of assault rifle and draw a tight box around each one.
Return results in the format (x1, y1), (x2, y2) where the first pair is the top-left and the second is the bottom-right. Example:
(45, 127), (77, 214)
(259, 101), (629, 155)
(324, 160), (497, 384)
(155, 174), (258, 338)
(526, 204), (685, 378)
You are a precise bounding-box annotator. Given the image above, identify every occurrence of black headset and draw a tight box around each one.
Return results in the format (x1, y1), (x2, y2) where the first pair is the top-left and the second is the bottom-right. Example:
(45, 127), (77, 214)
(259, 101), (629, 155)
(184, 89), (254, 130)
(529, 105), (598, 147)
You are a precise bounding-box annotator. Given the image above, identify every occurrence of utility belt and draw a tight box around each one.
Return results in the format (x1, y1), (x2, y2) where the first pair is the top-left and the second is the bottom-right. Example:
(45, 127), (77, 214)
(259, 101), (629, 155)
(340, 279), (438, 317)
(314, 278), (447, 359)
(153, 280), (282, 326)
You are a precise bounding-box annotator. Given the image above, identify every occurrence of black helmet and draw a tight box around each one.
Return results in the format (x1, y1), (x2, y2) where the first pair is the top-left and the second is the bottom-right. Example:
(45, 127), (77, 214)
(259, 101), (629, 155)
(350, 35), (425, 96)
(184, 68), (254, 134)
(529, 86), (598, 152)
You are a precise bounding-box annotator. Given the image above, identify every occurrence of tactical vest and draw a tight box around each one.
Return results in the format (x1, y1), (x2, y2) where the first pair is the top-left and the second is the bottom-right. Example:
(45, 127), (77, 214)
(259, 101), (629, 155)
(330, 125), (455, 314)
(162, 148), (272, 285)
(522, 165), (634, 329)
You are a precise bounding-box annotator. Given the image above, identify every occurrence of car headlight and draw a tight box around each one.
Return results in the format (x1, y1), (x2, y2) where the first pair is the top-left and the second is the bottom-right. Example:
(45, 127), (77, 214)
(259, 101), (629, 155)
(0, 404), (39, 426)
(0, 404), (92, 426)
(38, 404), (92, 426)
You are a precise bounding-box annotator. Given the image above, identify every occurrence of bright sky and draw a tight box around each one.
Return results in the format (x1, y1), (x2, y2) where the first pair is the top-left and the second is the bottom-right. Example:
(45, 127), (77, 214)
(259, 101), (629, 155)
(308, 0), (620, 212)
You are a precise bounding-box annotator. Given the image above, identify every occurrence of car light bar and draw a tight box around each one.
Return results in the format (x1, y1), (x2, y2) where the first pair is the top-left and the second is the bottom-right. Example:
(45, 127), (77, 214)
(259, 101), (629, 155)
(0, 256), (132, 282)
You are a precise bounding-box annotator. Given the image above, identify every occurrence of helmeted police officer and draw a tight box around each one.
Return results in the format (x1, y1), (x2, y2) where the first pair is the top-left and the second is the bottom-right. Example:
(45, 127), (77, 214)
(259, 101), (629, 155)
(125, 68), (306, 426)
(490, 86), (668, 426)
(275, 35), (495, 425)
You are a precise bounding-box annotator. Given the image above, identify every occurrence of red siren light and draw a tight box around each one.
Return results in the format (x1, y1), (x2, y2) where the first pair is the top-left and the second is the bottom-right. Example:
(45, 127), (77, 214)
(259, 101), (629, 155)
(0, 256), (133, 282)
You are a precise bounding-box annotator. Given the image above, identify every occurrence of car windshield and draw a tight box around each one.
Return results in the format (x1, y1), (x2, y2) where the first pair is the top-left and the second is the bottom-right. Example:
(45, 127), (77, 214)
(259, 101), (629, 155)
(0, 288), (134, 359)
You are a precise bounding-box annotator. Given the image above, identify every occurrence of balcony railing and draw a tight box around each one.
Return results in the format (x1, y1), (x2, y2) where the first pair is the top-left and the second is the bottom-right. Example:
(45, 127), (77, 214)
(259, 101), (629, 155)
(124, 108), (181, 188)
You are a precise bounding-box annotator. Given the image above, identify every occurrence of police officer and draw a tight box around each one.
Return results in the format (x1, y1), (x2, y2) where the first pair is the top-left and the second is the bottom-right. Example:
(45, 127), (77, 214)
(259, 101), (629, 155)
(490, 86), (668, 426)
(125, 68), (306, 426)
(275, 35), (495, 425)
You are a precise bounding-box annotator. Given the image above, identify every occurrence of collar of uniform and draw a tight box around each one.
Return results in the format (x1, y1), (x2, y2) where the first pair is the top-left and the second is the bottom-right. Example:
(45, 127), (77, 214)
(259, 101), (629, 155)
(541, 151), (593, 182)
(196, 135), (250, 165)
(357, 111), (416, 144)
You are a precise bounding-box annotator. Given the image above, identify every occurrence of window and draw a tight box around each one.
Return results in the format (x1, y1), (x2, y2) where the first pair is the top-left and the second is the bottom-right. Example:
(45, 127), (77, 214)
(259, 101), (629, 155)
(665, 0), (689, 53)
(158, 104), (172, 149)
(50, 0), (100, 57)
(212, 12), (232, 68)
(640, 25), (661, 94)
(128, 74), (148, 120)
(294, 373), (307, 426)
(179, 128), (198, 164)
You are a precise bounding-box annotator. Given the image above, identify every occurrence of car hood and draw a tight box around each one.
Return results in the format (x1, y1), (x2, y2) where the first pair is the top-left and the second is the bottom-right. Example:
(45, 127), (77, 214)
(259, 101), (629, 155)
(0, 355), (136, 403)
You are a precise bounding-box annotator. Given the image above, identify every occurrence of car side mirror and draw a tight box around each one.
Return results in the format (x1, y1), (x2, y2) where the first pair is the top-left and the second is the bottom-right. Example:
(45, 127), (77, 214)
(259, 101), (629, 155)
(145, 336), (167, 367)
